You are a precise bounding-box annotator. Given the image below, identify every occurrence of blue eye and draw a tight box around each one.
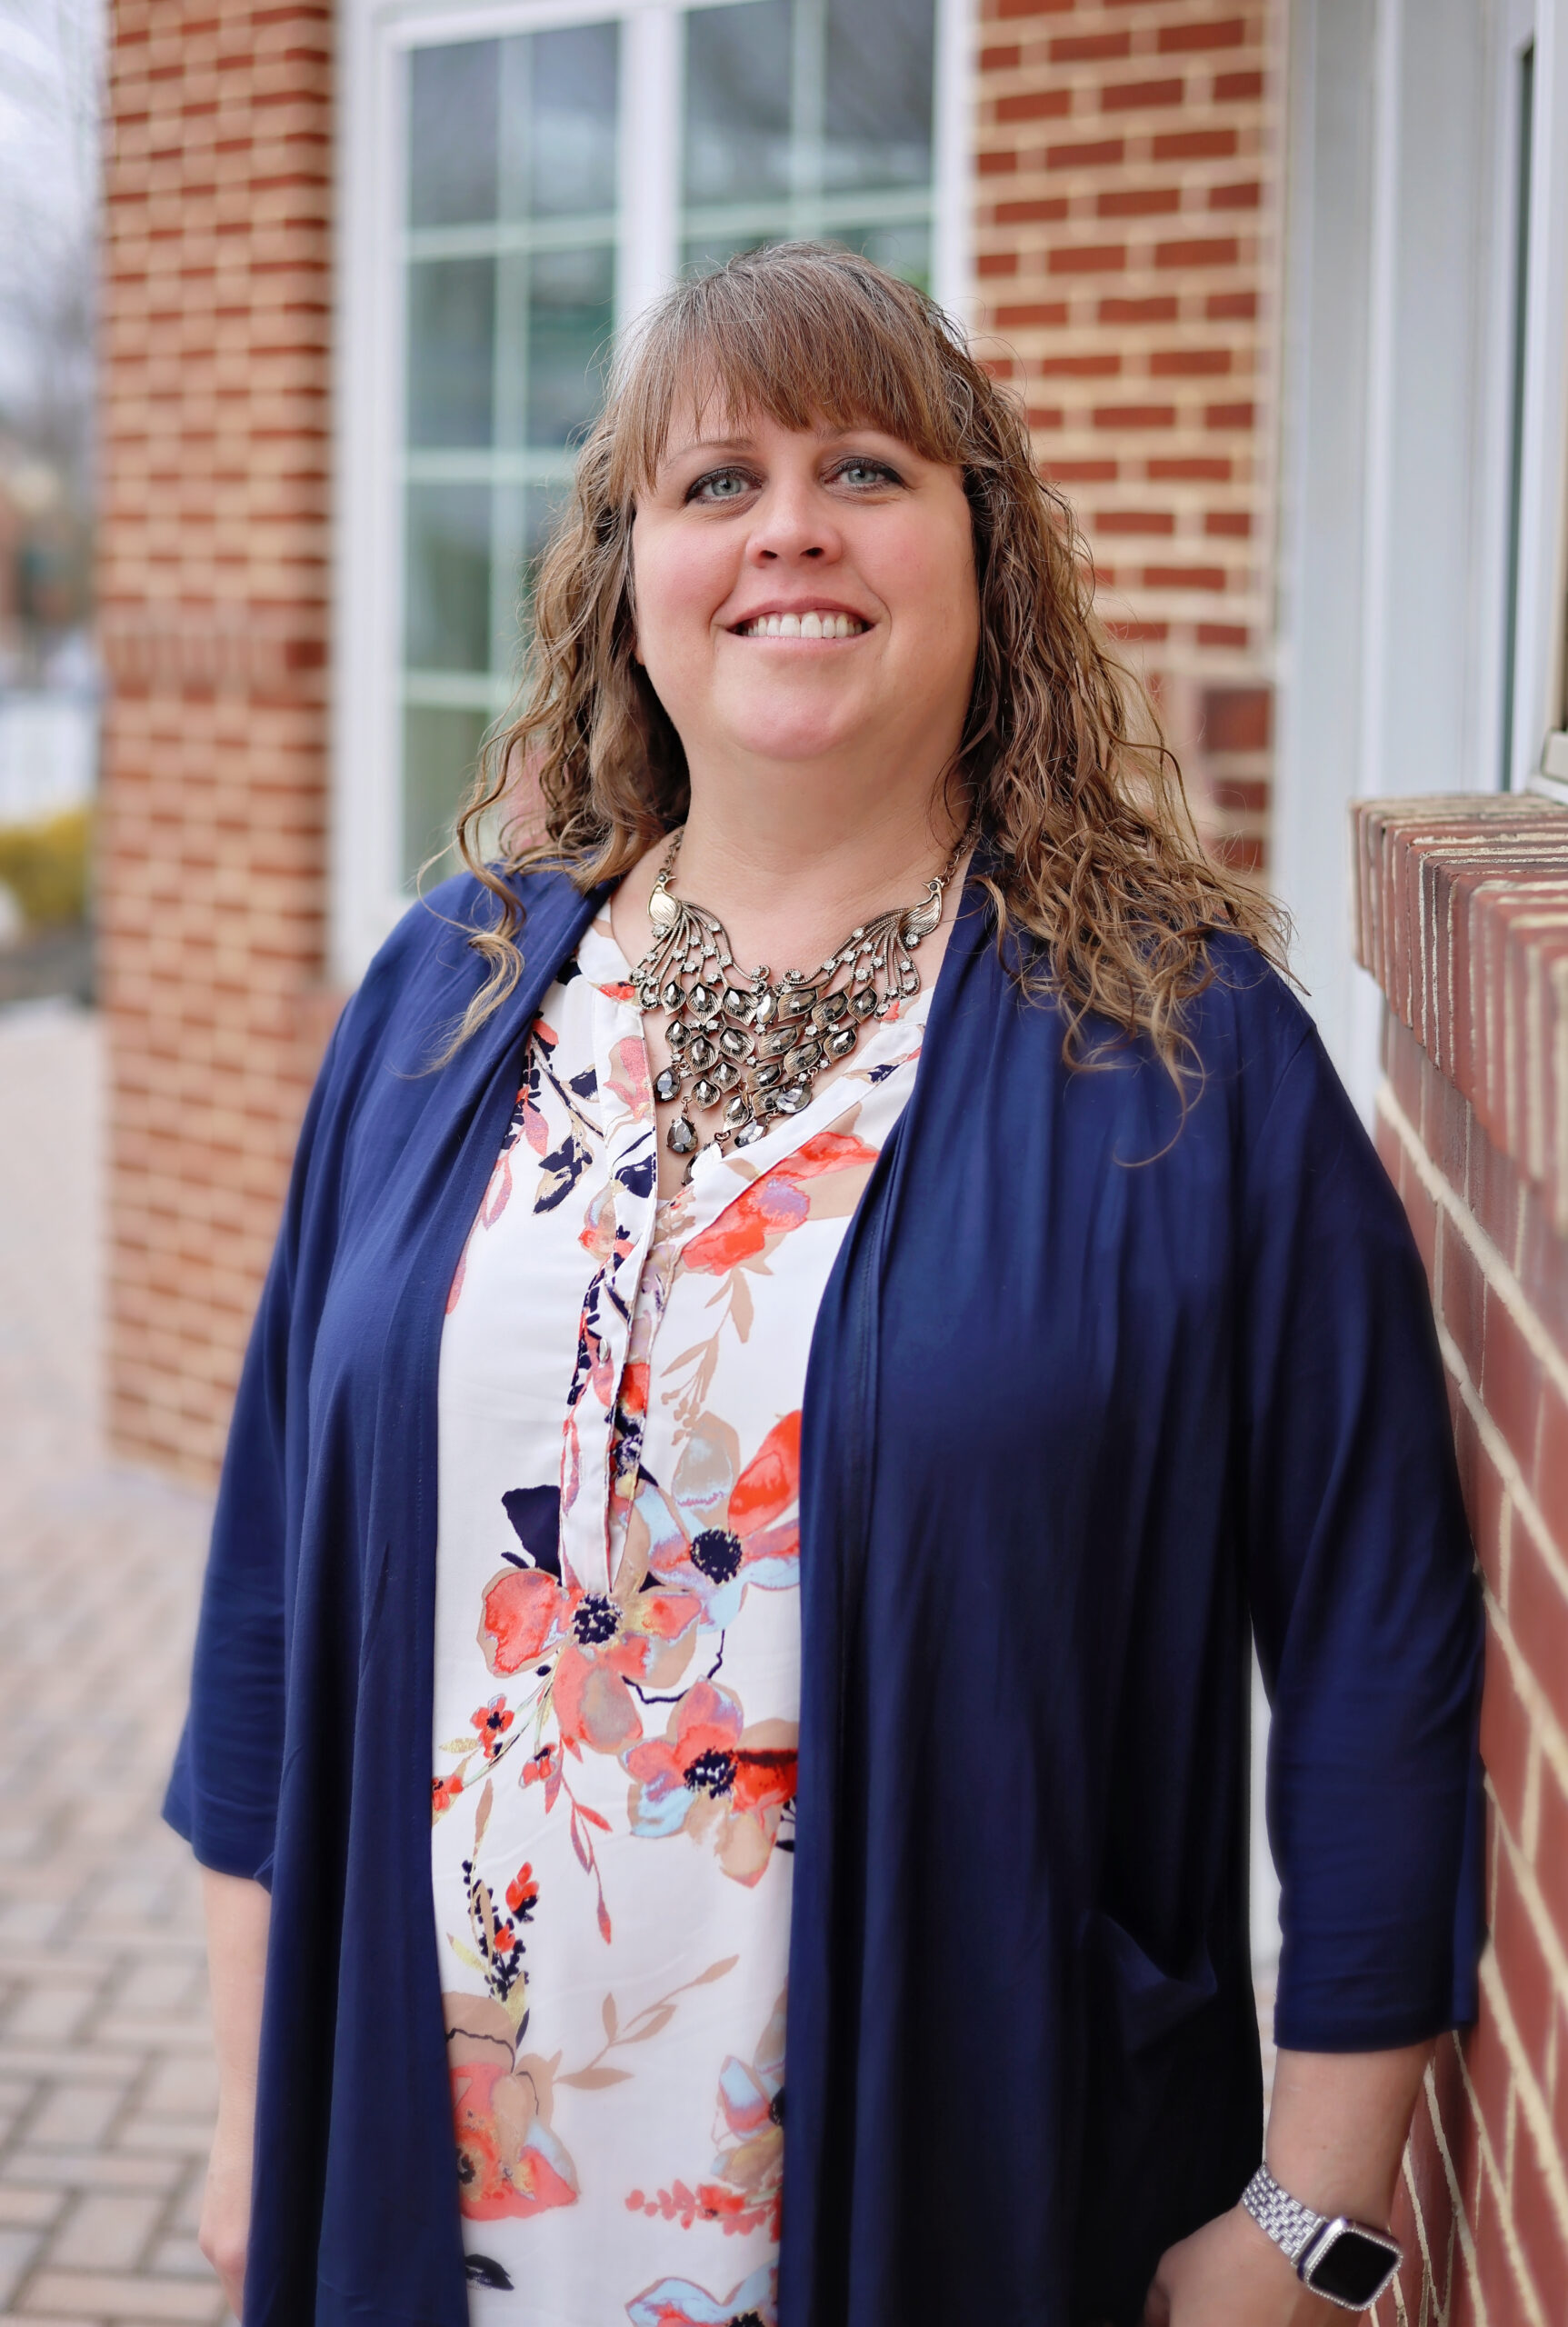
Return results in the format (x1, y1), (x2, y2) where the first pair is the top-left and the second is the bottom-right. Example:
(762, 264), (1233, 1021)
(690, 469), (752, 503)
(834, 458), (901, 488)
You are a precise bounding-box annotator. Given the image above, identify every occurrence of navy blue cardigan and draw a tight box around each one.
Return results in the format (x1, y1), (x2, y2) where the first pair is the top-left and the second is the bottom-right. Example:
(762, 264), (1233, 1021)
(165, 861), (1482, 2327)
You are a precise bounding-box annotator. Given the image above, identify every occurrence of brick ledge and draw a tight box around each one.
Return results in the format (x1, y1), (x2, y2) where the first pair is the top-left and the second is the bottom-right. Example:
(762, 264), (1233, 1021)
(1352, 795), (1568, 1235)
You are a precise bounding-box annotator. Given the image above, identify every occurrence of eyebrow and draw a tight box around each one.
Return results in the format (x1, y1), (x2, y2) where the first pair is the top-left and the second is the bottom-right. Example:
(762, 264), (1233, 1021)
(664, 424), (891, 466)
(664, 436), (757, 464)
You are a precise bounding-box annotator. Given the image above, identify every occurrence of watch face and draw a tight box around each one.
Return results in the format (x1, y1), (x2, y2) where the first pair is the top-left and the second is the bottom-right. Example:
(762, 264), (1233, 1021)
(1306, 2225), (1401, 2308)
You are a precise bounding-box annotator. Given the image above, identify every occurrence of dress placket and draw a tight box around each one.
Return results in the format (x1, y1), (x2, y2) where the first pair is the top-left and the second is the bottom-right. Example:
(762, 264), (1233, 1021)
(555, 962), (661, 1601)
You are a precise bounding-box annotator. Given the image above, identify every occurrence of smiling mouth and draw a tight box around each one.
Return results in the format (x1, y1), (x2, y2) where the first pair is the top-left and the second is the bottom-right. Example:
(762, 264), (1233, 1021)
(733, 610), (868, 639)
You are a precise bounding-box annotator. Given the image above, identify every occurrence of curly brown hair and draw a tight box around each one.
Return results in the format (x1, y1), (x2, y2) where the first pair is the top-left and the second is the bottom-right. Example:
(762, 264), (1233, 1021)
(448, 241), (1284, 1077)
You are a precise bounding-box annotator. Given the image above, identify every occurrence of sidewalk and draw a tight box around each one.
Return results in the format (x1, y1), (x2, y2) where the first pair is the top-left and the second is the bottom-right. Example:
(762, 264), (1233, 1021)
(0, 1003), (229, 2327)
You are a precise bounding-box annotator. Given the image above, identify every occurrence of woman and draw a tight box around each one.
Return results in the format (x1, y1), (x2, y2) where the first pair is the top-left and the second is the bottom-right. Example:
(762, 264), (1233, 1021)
(171, 245), (1481, 2327)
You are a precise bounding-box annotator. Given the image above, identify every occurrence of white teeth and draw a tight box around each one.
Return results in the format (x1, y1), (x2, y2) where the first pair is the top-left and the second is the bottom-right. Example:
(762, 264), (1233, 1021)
(740, 611), (864, 637)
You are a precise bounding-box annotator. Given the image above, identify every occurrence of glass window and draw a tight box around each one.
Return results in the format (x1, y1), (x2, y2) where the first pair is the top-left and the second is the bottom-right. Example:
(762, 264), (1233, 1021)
(401, 25), (620, 884)
(394, 0), (936, 890)
(681, 0), (935, 279)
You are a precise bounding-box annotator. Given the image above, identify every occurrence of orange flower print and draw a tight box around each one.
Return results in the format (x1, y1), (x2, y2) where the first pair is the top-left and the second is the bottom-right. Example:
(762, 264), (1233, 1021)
(622, 1682), (797, 1885)
(445, 1993), (579, 2222)
(627, 1413), (801, 1631)
(476, 1565), (703, 1755)
(471, 1695), (514, 1761)
(682, 1129), (879, 1277)
(604, 1032), (653, 1119)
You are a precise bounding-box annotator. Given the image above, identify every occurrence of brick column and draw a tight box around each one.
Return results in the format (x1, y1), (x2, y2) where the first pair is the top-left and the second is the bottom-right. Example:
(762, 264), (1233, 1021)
(1353, 795), (1568, 2327)
(974, 0), (1278, 874)
(98, 3), (335, 1480)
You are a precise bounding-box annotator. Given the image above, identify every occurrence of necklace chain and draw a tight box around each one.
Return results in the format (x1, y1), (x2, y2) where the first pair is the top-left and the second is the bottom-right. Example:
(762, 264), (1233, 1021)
(631, 828), (969, 1173)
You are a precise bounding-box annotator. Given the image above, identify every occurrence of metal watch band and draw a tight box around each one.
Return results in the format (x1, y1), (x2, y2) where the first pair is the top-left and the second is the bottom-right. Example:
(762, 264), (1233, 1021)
(1241, 2163), (1329, 2268)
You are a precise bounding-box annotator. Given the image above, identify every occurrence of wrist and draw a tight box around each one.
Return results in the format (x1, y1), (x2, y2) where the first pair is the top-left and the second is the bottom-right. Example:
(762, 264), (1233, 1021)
(1242, 2163), (1403, 2312)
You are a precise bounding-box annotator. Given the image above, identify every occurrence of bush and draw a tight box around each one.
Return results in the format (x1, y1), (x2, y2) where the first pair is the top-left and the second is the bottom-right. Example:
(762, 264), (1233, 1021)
(0, 806), (93, 928)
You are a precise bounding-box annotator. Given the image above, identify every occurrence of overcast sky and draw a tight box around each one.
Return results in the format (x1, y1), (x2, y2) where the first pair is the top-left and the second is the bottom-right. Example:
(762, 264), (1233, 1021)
(0, 0), (103, 442)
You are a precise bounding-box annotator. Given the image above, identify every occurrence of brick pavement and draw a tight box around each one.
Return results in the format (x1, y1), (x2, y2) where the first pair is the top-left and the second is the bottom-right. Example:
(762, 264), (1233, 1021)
(0, 1003), (229, 2327)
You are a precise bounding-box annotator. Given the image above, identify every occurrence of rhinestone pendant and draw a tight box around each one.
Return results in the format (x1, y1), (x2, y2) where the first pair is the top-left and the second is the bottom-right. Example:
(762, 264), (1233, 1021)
(687, 1034), (716, 1070)
(774, 1082), (812, 1114)
(734, 1118), (768, 1147)
(666, 1114), (697, 1156)
(654, 1065), (682, 1104)
(825, 1025), (858, 1060)
(662, 980), (685, 1010)
(693, 1077), (720, 1110)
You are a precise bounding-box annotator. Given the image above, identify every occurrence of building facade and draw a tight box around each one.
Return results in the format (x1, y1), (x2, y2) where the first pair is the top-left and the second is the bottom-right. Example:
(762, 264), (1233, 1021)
(98, 2), (1568, 2321)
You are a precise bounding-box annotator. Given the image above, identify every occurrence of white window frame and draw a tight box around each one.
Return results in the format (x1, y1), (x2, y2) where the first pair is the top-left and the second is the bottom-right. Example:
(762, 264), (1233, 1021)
(1518, 0), (1568, 799)
(1273, 0), (1568, 1111)
(333, 0), (974, 985)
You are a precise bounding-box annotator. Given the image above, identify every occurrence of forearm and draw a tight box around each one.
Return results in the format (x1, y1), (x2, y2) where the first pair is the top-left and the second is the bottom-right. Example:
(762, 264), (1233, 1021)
(1144, 2042), (1431, 2324)
(1266, 2042), (1431, 2225)
(202, 1869), (271, 2122)
(198, 1871), (270, 2315)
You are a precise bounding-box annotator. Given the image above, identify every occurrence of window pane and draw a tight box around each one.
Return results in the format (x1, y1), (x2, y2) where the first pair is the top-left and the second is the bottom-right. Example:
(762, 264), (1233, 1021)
(684, 0), (794, 205)
(527, 24), (620, 217)
(407, 258), (494, 447)
(404, 485), (491, 672)
(403, 705), (488, 885)
(824, 0), (934, 192)
(526, 246), (614, 447)
(829, 219), (930, 288)
(522, 482), (573, 607)
(409, 42), (499, 226)
(682, 229), (785, 277)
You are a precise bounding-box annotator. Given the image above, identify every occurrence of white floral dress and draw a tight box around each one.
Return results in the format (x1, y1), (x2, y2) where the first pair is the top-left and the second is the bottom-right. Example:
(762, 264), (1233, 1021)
(431, 911), (931, 2327)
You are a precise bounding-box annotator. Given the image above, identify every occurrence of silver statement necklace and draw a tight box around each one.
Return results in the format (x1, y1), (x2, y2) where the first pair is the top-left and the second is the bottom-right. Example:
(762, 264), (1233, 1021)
(631, 828), (968, 1173)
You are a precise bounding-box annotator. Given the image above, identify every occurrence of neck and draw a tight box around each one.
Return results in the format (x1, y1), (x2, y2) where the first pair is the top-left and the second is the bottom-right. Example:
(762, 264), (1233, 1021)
(657, 769), (968, 977)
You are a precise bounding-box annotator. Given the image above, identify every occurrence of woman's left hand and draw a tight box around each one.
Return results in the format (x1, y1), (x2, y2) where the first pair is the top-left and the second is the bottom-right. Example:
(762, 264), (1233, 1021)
(1142, 2205), (1341, 2327)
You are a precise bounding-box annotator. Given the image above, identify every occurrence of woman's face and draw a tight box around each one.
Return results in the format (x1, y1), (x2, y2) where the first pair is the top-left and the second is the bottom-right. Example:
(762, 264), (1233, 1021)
(631, 405), (981, 785)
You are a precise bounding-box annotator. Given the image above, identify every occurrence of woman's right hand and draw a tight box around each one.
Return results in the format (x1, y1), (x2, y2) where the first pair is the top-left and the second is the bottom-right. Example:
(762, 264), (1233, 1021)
(199, 1869), (272, 2322)
(198, 2093), (255, 2316)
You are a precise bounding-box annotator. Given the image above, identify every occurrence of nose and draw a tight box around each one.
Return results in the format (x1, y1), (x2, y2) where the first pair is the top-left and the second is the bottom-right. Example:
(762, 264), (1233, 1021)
(744, 473), (839, 564)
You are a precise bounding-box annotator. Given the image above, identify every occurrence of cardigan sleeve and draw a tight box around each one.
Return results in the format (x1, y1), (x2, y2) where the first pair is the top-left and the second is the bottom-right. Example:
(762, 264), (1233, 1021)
(1240, 1023), (1484, 2052)
(162, 1012), (351, 1887)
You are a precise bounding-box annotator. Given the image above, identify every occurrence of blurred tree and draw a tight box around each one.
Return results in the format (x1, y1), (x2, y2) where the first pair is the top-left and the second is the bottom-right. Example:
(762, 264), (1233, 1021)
(0, 0), (102, 672)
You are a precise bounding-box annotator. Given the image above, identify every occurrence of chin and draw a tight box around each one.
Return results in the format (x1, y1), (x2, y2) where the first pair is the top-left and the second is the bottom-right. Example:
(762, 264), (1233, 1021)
(714, 690), (871, 767)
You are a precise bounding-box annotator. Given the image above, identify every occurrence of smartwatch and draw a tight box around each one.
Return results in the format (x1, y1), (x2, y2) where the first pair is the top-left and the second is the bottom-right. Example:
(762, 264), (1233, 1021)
(1240, 2164), (1403, 2312)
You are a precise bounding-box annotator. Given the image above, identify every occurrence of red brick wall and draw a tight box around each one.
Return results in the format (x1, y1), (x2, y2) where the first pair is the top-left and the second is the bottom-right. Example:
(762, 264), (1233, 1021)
(1354, 796), (1568, 2327)
(974, 0), (1278, 873)
(98, 2), (335, 1481)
